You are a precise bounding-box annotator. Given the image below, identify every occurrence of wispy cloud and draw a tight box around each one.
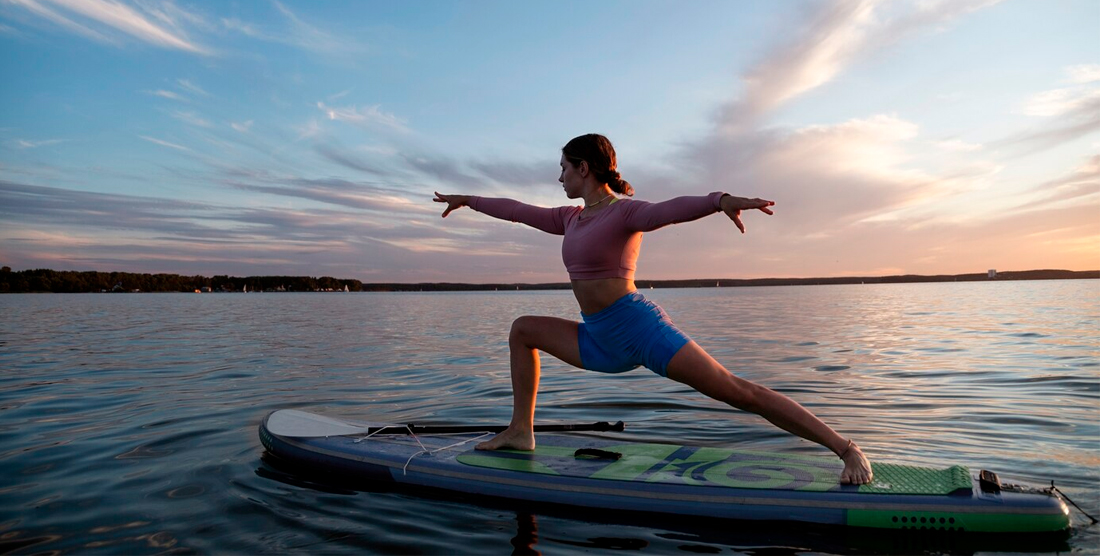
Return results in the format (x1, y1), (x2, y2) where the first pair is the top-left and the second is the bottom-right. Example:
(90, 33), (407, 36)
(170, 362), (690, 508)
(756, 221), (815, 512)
(1022, 87), (1100, 117)
(315, 143), (393, 176)
(718, 0), (1003, 131)
(327, 89), (352, 101)
(317, 102), (410, 133)
(230, 120), (253, 133)
(176, 78), (209, 97)
(1021, 154), (1100, 209)
(1000, 67), (1100, 154)
(169, 110), (212, 128)
(139, 135), (191, 151)
(6, 0), (118, 44)
(142, 89), (188, 102)
(9, 0), (211, 54)
(220, 1), (364, 56)
(11, 138), (68, 149)
(0, 178), (490, 278)
(269, 0), (358, 54)
(225, 176), (428, 214)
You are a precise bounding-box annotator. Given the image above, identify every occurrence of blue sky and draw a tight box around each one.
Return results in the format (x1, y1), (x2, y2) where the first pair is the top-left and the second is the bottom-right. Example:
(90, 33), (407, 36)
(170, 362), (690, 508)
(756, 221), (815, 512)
(1, 0), (1097, 282)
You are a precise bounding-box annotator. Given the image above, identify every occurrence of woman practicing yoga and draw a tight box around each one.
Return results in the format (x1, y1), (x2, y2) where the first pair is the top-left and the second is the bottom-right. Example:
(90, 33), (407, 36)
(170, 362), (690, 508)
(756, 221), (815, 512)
(433, 133), (873, 484)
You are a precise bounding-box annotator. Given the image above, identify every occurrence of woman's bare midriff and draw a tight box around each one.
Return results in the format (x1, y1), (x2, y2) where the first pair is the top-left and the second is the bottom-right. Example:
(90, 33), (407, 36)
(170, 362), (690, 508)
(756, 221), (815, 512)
(571, 277), (636, 315)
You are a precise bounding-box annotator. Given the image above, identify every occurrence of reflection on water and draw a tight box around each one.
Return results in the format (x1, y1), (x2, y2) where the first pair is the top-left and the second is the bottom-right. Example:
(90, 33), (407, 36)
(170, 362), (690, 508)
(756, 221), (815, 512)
(0, 280), (1097, 554)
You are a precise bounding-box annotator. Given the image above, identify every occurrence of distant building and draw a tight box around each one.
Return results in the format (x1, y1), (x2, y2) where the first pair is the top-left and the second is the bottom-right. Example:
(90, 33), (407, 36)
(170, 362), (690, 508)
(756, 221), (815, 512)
(988, 269), (997, 279)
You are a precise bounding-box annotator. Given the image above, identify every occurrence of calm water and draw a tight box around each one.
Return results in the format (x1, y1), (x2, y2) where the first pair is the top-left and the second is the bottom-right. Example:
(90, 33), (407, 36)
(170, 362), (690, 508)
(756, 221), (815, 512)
(1, 280), (1098, 554)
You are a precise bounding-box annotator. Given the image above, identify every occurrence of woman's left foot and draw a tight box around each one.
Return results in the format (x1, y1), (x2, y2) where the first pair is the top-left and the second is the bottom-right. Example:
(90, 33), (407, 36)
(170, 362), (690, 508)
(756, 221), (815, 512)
(476, 426), (535, 451)
(839, 442), (873, 485)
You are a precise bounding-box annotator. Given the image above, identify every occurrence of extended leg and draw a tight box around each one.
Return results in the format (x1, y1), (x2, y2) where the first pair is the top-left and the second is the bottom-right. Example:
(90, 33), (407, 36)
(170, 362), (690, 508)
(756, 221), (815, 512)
(665, 341), (873, 485)
(476, 316), (583, 451)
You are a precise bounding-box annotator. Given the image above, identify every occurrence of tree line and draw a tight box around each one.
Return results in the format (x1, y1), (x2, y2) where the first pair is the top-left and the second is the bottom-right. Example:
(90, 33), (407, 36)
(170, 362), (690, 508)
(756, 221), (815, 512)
(0, 267), (363, 293)
(1, 267), (1094, 294)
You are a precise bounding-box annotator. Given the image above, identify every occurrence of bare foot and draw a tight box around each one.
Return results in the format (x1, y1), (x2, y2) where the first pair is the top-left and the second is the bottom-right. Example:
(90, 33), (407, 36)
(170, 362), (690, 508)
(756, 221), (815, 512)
(476, 427), (535, 451)
(839, 441), (873, 485)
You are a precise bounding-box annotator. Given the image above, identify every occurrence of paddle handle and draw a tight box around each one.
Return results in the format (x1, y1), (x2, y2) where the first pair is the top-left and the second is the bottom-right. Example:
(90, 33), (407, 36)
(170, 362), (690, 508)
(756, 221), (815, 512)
(367, 421), (625, 435)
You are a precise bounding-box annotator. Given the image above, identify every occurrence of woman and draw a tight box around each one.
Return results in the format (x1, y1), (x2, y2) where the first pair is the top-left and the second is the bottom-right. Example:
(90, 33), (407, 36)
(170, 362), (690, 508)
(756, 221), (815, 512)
(434, 134), (873, 485)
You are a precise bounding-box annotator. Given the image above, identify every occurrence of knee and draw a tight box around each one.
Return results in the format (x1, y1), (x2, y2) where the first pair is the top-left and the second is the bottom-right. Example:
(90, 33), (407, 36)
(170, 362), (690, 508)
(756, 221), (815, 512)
(509, 316), (538, 346)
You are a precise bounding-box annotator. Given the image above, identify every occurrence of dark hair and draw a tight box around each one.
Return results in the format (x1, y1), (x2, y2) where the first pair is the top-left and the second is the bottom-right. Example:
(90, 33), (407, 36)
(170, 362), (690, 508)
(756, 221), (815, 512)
(561, 133), (635, 196)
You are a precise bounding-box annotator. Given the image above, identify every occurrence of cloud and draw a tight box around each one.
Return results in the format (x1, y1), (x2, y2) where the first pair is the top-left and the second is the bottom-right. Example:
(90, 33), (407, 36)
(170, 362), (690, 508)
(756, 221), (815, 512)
(176, 78), (209, 97)
(1022, 87), (1100, 117)
(399, 153), (483, 188)
(1000, 78), (1100, 154)
(1020, 155), (1100, 210)
(5, 0), (118, 44)
(327, 89), (352, 101)
(315, 143), (393, 176)
(9, 0), (210, 54)
(230, 120), (253, 133)
(317, 102), (410, 134)
(224, 176), (426, 213)
(718, 0), (1003, 132)
(1066, 64), (1100, 84)
(269, 0), (359, 55)
(139, 135), (191, 151)
(469, 160), (552, 188)
(142, 89), (188, 102)
(169, 110), (212, 128)
(933, 139), (983, 152)
(0, 178), (513, 279)
(294, 119), (323, 141)
(11, 138), (67, 149)
(220, 1), (364, 56)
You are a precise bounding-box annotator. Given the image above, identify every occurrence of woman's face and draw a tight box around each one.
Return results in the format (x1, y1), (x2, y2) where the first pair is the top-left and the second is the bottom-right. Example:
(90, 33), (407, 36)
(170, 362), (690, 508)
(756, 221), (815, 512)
(559, 154), (583, 199)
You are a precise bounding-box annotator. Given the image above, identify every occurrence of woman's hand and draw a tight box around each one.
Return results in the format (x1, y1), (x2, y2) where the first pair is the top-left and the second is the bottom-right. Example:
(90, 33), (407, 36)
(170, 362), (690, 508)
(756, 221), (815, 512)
(720, 195), (775, 234)
(433, 192), (471, 218)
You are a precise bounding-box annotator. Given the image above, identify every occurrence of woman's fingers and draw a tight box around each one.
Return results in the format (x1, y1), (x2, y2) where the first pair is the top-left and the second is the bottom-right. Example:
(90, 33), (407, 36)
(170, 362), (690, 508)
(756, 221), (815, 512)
(434, 192), (452, 217)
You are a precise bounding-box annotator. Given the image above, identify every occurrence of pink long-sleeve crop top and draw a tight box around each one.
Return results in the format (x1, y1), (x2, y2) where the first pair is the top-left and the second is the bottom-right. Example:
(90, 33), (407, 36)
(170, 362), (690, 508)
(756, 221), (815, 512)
(468, 192), (727, 280)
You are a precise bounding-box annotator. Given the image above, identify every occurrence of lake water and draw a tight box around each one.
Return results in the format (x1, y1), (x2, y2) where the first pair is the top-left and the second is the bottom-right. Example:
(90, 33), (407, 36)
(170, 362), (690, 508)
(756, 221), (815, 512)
(1, 280), (1098, 554)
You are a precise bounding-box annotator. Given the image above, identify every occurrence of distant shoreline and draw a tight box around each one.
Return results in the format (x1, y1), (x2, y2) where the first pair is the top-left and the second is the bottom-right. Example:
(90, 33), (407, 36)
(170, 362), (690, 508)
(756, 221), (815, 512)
(1, 267), (1095, 293)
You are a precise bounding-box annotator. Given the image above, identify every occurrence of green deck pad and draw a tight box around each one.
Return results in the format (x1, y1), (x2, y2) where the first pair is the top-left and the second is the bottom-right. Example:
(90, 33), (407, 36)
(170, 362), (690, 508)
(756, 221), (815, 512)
(457, 439), (973, 495)
(859, 462), (972, 495)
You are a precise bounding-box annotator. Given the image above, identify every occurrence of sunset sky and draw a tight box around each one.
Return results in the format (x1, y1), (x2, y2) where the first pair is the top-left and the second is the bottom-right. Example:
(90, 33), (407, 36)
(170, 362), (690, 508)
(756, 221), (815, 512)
(2, 0), (1097, 283)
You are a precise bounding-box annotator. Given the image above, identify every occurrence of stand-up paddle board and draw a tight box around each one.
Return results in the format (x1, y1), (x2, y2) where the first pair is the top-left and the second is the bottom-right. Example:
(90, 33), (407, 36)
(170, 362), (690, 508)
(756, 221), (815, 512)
(258, 409), (1070, 533)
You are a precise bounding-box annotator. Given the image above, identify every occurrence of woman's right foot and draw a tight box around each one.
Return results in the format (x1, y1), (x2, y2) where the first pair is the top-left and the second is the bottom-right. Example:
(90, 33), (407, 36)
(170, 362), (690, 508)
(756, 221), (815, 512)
(476, 426), (535, 451)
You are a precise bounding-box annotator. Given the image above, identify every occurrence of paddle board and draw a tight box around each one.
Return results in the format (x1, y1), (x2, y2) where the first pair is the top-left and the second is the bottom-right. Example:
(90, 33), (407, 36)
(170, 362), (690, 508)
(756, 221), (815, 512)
(258, 409), (1070, 533)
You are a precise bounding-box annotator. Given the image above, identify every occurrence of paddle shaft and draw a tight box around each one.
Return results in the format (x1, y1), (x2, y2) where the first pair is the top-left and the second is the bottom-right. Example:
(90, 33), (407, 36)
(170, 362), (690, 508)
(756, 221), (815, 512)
(362, 421), (625, 436)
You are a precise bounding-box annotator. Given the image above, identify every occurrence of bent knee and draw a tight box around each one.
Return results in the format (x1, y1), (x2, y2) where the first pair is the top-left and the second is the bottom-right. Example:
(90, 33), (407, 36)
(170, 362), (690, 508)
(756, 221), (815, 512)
(509, 315), (540, 345)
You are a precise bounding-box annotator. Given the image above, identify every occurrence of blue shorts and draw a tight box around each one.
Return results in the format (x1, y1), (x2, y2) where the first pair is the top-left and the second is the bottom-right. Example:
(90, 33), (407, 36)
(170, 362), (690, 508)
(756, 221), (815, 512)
(577, 292), (692, 377)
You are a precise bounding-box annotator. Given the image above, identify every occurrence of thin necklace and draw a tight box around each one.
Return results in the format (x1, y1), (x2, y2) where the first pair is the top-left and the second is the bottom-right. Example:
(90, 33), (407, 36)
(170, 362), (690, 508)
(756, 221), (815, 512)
(586, 194), (613, 208)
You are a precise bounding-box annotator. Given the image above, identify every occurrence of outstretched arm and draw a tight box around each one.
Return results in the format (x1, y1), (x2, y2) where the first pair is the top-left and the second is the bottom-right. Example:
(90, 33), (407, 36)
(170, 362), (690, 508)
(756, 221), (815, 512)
(622, 192), (774, 233)
(434, 192), (572, 235)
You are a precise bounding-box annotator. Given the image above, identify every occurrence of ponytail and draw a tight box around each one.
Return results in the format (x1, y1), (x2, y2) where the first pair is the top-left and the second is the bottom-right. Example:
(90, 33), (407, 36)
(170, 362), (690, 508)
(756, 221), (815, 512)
(600, 169), (635, 197)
